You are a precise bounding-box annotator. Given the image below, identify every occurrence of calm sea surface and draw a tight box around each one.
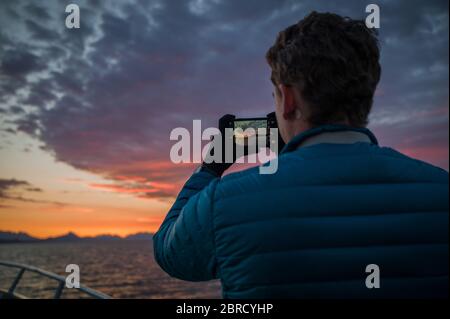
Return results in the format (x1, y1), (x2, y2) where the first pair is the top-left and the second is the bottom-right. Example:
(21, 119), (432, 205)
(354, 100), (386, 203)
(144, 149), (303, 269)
(0, 240), (221, 299)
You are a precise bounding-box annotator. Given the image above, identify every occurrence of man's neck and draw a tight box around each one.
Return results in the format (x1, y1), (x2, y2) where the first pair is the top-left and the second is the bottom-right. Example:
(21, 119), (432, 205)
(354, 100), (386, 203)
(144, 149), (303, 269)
(287, 119), (350, 142)
(298, 130), (372, 148)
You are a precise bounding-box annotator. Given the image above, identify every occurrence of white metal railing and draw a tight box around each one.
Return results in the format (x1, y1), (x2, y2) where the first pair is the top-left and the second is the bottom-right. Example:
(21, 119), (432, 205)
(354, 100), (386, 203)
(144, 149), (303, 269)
(0, 260), (111, 299)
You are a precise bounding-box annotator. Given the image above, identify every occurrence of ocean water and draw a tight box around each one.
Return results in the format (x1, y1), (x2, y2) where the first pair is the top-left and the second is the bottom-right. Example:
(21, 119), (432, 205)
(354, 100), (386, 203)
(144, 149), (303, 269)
(0, 240), (221, 299)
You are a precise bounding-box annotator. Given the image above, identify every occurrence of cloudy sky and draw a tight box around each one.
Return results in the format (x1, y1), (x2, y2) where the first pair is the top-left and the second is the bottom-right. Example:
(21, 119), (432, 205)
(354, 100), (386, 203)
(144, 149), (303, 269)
(0, 0), (448, 237)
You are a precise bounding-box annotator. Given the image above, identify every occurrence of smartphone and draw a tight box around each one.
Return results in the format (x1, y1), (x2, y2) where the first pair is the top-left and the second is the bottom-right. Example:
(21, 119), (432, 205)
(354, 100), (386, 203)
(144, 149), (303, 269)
(232, 117), (268, 146)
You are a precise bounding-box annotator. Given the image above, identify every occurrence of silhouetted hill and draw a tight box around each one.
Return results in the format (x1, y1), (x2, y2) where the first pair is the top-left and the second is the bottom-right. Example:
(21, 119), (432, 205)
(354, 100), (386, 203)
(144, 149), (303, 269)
(124, 232), (153, 240)
(0, 231), (39, 243)
(44, 232), (81, 242)
(87, 234), (122, 241)
(0, 231), (153, 244)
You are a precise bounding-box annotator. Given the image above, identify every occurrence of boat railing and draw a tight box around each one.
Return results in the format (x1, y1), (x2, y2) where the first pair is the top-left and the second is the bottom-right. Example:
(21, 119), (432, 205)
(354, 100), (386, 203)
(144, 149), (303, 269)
(0, 260), (111, 299)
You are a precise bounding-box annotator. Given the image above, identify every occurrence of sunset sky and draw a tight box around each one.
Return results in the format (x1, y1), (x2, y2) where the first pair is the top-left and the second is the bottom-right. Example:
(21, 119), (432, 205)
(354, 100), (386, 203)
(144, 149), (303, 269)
(0, 0), (448, 238)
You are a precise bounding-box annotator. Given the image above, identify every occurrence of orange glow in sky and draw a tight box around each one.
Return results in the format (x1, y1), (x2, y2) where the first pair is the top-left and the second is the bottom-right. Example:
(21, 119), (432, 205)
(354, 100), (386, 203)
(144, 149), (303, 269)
(0, 133), (174, 238)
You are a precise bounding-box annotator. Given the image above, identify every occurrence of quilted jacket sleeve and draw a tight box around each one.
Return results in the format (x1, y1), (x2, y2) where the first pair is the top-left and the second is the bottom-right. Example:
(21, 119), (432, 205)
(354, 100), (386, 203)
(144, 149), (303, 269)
(153, 169), (220, 281)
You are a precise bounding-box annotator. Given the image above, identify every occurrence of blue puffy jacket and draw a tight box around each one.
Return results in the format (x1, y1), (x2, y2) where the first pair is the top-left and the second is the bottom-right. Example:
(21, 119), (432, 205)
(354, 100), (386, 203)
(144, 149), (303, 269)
(153, 125), (449, 298)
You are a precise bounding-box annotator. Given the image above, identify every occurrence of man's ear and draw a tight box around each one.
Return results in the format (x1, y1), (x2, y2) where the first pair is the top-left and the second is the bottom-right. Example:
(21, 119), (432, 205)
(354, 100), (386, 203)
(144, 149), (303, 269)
(279, 84), (297, 120)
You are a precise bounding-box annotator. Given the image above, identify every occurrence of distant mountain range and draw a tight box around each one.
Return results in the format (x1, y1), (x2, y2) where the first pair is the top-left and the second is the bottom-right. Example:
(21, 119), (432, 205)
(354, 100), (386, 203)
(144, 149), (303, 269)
(0, 231), (153, 244)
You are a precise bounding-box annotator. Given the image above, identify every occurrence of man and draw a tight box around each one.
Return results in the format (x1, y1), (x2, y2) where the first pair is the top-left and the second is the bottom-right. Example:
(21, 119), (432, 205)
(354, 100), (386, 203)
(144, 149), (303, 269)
(153, 12), (449, 298)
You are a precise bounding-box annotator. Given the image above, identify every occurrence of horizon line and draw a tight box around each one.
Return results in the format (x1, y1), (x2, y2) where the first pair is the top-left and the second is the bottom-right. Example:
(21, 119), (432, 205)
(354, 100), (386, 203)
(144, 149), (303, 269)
(0, 229), (154, 240)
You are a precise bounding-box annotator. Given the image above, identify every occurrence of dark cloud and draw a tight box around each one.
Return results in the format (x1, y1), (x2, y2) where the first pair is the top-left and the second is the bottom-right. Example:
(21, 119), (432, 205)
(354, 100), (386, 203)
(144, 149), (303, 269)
(0, 49), (42, 77)
(0, 0), (448, 199)
(0, 178), (42, 199)
(24, 3), (51, 20)
(9, 106), (25, 115)
(15, 113), (41, 137)
(0, 178), (31, 192)
(0, 178), (67, 206)
(25, 19), (59, 41)
(23, 78), (57, 108)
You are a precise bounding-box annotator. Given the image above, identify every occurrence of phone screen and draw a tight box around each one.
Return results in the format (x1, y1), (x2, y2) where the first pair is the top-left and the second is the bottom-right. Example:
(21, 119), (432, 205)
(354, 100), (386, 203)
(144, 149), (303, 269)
(233, 118), (267, 146)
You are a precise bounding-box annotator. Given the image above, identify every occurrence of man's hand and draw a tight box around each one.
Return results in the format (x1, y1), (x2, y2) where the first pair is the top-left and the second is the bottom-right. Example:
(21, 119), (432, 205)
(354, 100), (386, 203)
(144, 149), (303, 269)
(201, 114), (235, 176)
(201, 113), (284, 177)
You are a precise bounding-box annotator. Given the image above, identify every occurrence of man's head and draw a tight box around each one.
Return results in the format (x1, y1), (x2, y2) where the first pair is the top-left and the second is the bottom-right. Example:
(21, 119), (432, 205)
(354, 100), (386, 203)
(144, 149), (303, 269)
(266, 11), (381, 143)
